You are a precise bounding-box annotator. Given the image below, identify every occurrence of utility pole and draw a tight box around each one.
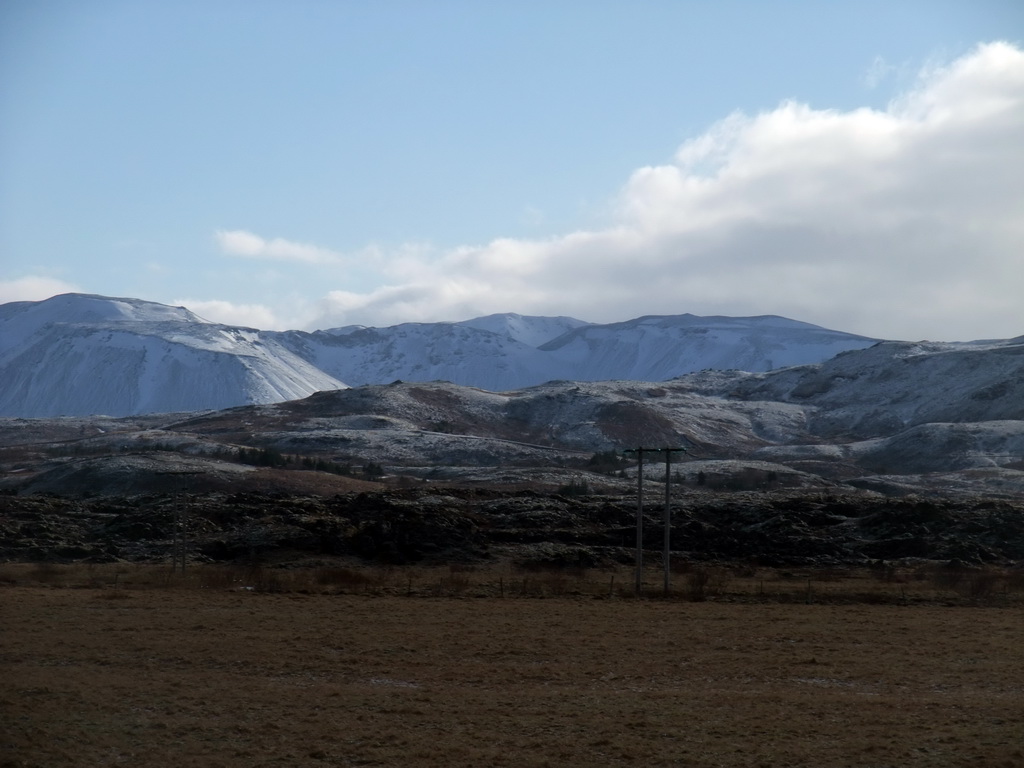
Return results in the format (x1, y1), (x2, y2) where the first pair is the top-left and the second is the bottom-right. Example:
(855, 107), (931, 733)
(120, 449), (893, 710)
(664, 450), (671, 595)
(635, 448), (644, 594)
(624, 447), (688, 597)
(172, 498), (188, 575)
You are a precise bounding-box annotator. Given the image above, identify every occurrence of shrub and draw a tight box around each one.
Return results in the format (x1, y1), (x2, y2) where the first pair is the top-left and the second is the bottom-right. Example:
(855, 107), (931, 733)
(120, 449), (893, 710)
(315, 567), (373, 588)
(587, 450), (629, 475)
(557, 478), (589, 497)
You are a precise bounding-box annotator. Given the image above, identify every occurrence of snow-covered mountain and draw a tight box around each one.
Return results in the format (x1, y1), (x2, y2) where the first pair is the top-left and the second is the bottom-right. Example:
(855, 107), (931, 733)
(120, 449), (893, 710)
(2, 297), (1021, 495)
(722, 338), (1024, 438)
(168, 330), (1024, 485)
(0, 294), (346, 417)
(534, 314), (875, 382)
(271, 312), (877, 391)
(456, 313), (587, 347)
(270, 321), (554, 391)
(0, 292), (873, 417)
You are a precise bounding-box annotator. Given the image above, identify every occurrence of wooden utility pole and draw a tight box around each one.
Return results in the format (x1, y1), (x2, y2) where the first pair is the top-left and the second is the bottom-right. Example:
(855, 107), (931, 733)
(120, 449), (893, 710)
(624, 447), (688, 597)
(635, 449), (644, 594)
(172, 499), (187, 575)
(664, 450), (671, 595)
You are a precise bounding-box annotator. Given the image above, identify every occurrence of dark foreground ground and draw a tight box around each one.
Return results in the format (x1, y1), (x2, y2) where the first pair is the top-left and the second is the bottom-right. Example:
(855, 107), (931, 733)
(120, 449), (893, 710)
(3, 487), (1023, 569)
(3, 582), (1022, 768)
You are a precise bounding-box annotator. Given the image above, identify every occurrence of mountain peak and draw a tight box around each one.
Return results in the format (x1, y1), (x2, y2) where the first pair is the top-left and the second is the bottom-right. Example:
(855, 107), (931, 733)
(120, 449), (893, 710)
(3, 293), (208, 327)
(0, 294), (344, 417)
(457, 313), (588, 347)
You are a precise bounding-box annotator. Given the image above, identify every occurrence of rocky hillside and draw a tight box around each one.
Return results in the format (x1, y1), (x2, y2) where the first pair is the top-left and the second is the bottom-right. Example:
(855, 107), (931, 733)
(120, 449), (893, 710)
(3, 336), (1022, 503)
(153, 331), (1024, 492)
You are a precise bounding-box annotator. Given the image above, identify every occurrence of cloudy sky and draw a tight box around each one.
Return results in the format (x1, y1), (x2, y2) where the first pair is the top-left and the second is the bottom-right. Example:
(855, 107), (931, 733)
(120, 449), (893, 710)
(2, 1), (1022, 341)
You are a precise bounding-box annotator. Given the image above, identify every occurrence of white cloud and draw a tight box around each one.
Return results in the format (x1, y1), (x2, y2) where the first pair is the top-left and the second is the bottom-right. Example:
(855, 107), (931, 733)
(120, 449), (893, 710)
(0, 276), (81, 304)
(215, 229), (341, 264)
(175, 298), (282, 330)
(304, 42), (1024, 342)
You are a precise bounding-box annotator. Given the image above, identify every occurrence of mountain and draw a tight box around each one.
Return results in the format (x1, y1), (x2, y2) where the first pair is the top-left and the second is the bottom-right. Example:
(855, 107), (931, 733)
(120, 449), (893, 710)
(164, 332), (1024, 482)
(0, 294), (881, 417)
(268, 313), (589, 390)
(720, 338), (1024, 438)
(4, 298), (1021, 570)
(269, 320), (556, 391)
(0, 294), (346, 417)
(1, 320), (1022, 500)
(456, 312), (587, 347)
(534, 314), (876, 381)
(270, 312), (877, 390)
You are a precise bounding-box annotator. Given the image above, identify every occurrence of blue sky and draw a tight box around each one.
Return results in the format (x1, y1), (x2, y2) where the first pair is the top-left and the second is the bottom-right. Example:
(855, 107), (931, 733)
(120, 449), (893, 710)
(2, 0), (1022, 340)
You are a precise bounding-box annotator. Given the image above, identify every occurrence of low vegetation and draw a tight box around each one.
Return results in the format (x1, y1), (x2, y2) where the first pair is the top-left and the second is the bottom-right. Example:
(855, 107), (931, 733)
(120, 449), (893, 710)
(2, 560), (1021, 606)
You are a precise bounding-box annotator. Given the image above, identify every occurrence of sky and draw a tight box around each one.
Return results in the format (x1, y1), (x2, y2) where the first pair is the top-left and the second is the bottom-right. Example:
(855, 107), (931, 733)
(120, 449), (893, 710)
(1, 0), (1023, 341)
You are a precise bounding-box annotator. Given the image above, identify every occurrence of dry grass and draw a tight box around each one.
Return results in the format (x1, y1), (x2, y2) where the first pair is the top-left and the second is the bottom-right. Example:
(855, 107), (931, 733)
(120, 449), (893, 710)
(2, 564), (1023, 768)
(1, 561), (1021, 606)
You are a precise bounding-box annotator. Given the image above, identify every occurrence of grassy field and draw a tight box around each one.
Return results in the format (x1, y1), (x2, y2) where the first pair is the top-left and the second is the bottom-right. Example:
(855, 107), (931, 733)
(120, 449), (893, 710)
(2, 565), (1023, 767)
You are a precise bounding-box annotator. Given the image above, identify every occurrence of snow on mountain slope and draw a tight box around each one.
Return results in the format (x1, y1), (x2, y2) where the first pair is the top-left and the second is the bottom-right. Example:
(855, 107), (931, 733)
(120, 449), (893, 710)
(456, 313), (587, 347)
(318, 313), (586, 348)
(537, 314), (877, 381)
(270, 321), (557, 391)
(851, 421), (1024, 474)
(8, 293), (1014, 440)
(0, 293), (206, 346)
(2, 297), (881, 417)
(9, 331), (1019, 490)
(275, 312), (876, 390)
(725, 338), (1024, 438)
(752, 420), (1024, 475)
(173, 361), (1021, 483)
(0, 294), (346, 417)
(174, 376), (813, 468)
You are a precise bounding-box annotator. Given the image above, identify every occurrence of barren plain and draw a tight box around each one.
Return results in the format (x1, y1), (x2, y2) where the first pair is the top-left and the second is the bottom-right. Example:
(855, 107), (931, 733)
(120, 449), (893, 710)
(3, 567), (1022, 768)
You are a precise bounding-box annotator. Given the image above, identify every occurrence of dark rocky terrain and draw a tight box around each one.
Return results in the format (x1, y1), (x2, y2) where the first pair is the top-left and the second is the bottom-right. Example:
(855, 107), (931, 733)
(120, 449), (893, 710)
(3, 485), (1022, 568)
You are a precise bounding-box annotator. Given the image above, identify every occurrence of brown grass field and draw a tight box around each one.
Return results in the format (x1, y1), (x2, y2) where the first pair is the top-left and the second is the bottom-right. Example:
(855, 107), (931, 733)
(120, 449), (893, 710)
(2, 564), (1023, 768)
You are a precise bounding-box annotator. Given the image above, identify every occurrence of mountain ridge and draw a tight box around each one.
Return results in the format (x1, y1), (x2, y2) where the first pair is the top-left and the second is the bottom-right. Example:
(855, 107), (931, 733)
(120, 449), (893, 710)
(1, 293), (883, 417)
(0, 295), (1021, 500)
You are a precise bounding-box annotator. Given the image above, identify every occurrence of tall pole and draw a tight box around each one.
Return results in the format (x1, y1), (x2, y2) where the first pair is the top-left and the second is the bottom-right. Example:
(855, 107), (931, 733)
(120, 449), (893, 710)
(635, 448), (644, 595)
(172, 499), (188, 575)
(173, 503), (180, 574)
(628, 446), (687, 597)
(181, 497), (188, 575)
(664, 450), (671, 595)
